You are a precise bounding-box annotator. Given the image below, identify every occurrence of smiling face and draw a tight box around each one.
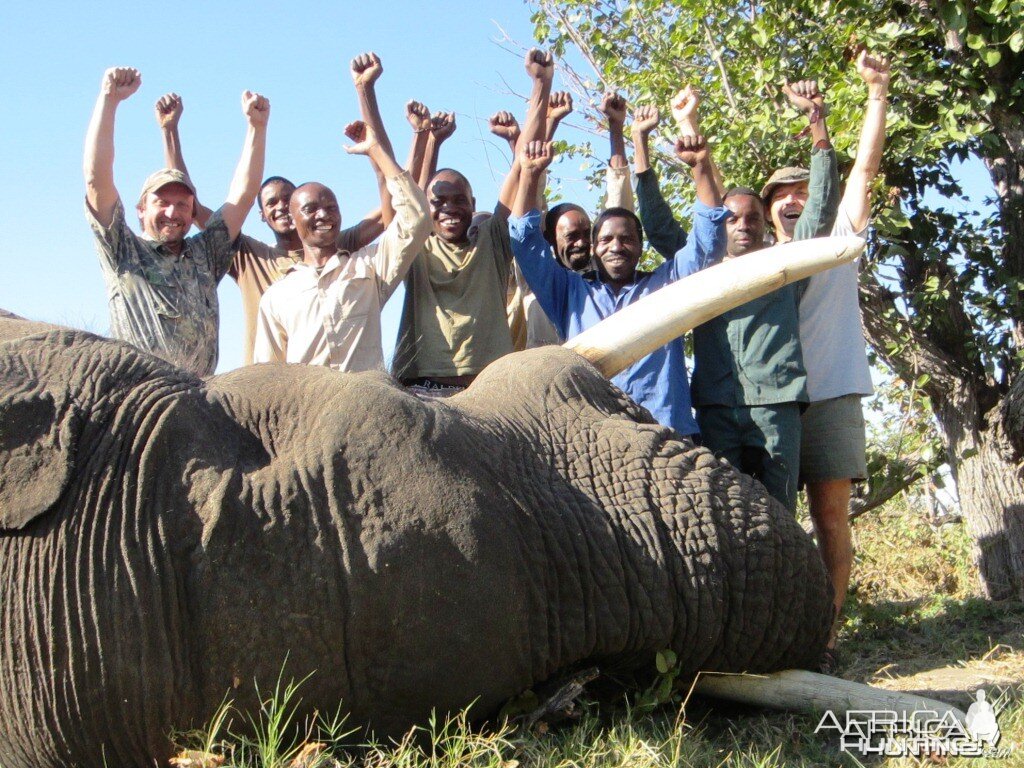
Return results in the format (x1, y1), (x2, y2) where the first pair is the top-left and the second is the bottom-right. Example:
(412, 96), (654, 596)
(594, 215), (642, 290)
(428, 171), (475, 244)
(259, 180), (297, 236)
(137, 183), (195, 245)
(725, 193), (766, 257)
(768, 180), (809, 242)
(289, 183), (341, 250)
(555, 209), (592, 272)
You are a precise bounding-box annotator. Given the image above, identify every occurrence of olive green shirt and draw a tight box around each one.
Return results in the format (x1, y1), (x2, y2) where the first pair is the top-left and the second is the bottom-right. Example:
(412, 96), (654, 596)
(635, 146), (839, 407)
(393, 215), (513, 379)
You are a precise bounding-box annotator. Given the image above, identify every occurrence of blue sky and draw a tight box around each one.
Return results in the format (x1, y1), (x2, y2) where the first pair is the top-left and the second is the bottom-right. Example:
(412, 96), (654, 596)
(0, 0), (604, 372)
(0, 1), (997, 374)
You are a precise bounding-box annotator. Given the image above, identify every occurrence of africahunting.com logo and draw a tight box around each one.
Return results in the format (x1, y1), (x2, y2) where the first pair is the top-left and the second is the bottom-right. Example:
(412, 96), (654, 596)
(814, 688), (1015, 759)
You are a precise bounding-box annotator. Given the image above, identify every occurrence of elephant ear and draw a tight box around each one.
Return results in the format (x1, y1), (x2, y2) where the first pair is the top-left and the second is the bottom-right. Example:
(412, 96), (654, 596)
(0, 356), (81, 530)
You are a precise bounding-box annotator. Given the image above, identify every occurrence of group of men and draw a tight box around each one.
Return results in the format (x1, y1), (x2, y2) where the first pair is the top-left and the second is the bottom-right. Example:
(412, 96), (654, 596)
(83, 47), (891, 670)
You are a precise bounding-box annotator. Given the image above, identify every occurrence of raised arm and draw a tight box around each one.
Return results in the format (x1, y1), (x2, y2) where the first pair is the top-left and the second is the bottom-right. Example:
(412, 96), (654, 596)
(671, 86), (726, 197)
(218, 91), (269, 241)
(545, 92), (573, 141)
(156, 93), (213, 228)
(420, 111), (456, 190)
(599, 92), (628, 170)
(84, 67), (140, 226)
(785, 79), (840, 241)
(405, 100), (432, 182)
(496, 48), (554, 219)
(351, 53), (396, 227)
(842, 50), (891, 232)
(631, 104), (687, 260)
(668, 134), (729, 276)
(674, 134), (722, 208)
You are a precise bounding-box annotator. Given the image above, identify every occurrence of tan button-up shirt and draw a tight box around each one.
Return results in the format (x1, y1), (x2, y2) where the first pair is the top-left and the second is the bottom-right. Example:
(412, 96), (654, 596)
(253, 172), (430, 372)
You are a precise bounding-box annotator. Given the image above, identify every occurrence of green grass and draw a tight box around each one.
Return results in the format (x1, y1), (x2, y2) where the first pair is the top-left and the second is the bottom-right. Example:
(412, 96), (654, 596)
(173, 496), (1024, 767)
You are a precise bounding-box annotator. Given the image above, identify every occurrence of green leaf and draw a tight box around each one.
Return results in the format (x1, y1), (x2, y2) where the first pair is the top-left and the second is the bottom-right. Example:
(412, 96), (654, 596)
(966, 32), (987, 50)
(982, 47), (1003, 66)
(1010, 30), (1024, 52)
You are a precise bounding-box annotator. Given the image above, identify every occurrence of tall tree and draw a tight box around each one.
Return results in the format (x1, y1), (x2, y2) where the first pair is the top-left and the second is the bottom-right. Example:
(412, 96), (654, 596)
(531, 0), (1024, 599)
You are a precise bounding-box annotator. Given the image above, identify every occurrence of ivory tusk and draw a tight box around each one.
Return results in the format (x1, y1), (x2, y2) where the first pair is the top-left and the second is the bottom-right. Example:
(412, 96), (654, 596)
(564, 235), (865, 378)
(693, 669), (968, 725)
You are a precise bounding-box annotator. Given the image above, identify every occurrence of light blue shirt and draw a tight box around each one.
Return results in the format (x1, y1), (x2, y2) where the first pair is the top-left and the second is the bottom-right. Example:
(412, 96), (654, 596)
(509, 202), (729, 435)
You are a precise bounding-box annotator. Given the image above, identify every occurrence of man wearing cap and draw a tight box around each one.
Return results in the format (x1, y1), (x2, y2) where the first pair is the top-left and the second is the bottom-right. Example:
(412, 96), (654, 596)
(83, 67), (268, 377)
(154, 92), (386, 366)
(632, 80), (839, 512)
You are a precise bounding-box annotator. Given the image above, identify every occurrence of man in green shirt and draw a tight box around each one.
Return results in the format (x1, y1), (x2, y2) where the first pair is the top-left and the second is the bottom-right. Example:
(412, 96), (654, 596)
(633, 80), (839, 511)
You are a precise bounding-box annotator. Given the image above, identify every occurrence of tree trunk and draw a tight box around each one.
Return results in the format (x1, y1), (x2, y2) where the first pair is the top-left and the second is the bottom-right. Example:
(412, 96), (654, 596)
(933, 384), (1024, 601)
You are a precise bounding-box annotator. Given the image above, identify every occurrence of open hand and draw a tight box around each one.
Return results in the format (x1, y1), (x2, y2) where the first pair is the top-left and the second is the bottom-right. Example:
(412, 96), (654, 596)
(155, 93), (182, 129)
(406, 100), (431, 132)
(519, 140), (555, 174)
(857, 49), (891, 90)
(430, 111), (456, 142)
(548, 91), (574, 122)
(524, 48), (554, 82)
(489, 110), (520, 143)
(674, 134), (708, 167)
(350, 52), (383, 87)
(599, 92), (628, 129)
(102, 67), (141, 101)
(343, 120), (379, 155)
(243, 91), (270, 127)
(783, 79), (825, 115)
(631, 105), (660, 137)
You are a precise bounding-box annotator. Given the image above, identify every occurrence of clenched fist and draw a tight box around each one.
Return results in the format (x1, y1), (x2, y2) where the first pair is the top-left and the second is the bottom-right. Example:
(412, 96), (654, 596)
(154, 93), (182, 130)
(489, 110), (521, 143)
(674, 134), (708, 168)
(631, 105), (660, 137)
(350, 52), (383, 87)
(242, 91), (270, 127)
(599, 92), (628, 129)
(406, 100), (431, 132)
(783, 79), (825, 115)
(548, 91), (574, 122)
(102, 67), (141, 102)
(524, 48), (554, 82)
(519, 140), (555, 174)
(430, 111), (456, 142)
(343, 120), (379, 156)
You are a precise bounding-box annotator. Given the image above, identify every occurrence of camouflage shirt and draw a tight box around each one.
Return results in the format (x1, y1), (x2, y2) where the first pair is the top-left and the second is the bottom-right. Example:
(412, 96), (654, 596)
(87, 198), (234, 377)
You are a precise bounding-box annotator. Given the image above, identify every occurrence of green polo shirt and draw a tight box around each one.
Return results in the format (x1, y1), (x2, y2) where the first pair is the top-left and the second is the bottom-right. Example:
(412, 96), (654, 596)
(636, 146), (839, 407)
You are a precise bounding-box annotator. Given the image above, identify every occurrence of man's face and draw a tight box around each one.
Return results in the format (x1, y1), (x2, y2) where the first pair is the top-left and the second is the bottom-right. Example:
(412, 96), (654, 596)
(429, 172), (474, 244)
(137, 183), (195, 244)
(259, 180), (296, 235)
(594, 215), (641, 286)
(555, 210), (592, 272)
(289, 184), (341, 249)
(768, 180), (809, 241)
(725, 194), (766, 257)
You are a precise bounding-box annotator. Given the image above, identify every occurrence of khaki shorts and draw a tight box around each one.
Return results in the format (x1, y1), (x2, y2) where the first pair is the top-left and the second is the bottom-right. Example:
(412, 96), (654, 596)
(799, 394), (867, 483)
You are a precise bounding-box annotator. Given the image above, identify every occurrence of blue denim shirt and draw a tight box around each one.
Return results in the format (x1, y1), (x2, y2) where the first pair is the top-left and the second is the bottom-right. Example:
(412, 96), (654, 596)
(509, 202), (729, 436)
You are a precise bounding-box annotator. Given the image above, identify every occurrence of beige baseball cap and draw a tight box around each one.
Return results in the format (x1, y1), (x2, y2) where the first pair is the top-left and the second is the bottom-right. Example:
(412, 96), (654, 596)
(760, 166), (810, 203)
(138, 168), (196, 205)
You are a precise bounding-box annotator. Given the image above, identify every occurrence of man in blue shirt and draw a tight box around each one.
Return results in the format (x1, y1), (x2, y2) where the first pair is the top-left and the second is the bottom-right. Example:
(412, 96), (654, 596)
(508, 137), (728, 437)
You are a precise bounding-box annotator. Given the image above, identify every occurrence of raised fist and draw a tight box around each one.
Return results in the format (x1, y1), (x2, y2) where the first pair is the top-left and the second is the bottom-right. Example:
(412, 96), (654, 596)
(857, 49), (892, 90)
(102, 67), (141, 101)
(242, 91), (270, 127)
(519, 140), (555, 174)
(489, 110), (520, 143)
(524, 48), (554, 82)
(670, 86), (700, 128)
(343, 120), (379, 156)
(783, 79), (825, 115)
(350, 52), (383, 87)
(154, 93), (182, 129)
(406, 100), (431, 132)
(548, 91), (574, 122)
(430, 111), (456, 142)
(599, 92), (628, 128)
(674, 134), (708, 168)
(631, 105), (660, 137)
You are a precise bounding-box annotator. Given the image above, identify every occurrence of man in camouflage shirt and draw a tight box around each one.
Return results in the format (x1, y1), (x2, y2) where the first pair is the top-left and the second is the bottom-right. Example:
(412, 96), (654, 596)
(83, 66), (269, 377)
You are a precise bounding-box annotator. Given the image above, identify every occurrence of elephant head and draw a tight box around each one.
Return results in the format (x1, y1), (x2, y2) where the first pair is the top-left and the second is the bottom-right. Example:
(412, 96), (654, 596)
(0, 238), (860, 767)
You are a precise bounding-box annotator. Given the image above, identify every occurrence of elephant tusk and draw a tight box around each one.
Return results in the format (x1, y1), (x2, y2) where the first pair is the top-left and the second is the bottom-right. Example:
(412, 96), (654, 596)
(692, 669), (968, 725)
(564, 235), (865, 379)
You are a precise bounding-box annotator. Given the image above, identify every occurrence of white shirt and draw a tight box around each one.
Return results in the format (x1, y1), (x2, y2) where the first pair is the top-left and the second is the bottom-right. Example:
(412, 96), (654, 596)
(799, 202), (874, 401)
(253, 172), (431, 372)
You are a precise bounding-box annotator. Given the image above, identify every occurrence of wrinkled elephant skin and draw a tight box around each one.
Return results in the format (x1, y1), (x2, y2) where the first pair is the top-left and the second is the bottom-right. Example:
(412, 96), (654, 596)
(0, 315), (831, 767)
